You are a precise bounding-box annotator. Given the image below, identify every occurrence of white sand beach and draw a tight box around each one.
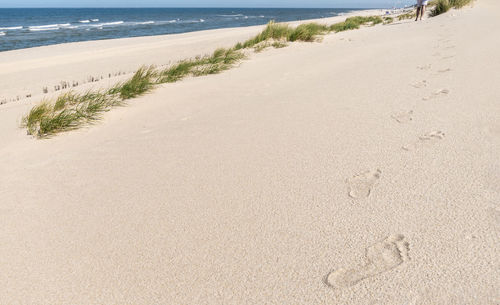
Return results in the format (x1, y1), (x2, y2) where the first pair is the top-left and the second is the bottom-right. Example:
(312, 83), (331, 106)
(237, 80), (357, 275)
(0, 1), (499, 304)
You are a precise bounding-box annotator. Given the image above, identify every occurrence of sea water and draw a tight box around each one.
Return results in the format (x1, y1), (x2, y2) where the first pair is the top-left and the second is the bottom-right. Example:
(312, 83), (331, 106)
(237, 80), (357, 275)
(0, 8), (363, 52)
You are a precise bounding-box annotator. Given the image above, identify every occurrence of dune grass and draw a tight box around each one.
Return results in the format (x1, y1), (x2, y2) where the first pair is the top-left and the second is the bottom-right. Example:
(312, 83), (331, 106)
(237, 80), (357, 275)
(398, 11), (416, 20)
(329, 16), (384, 33)
(383, 17), (394, 24)
(22, 15), (400, 138)
(431, 0), (473, 16)
(22, 90), (121, 136)
(288, 23), (330, 41)
(431, 0), (452, 16)
(157, 48), (245, 83)
(108, 66), (157, 99)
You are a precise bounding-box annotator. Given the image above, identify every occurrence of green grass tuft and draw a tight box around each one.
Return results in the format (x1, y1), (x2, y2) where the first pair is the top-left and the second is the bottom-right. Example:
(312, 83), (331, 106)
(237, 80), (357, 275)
(288, 23), (329, 42)
(383, 17), (394, 24)
(398, 11), (416, 20)
(109, 66), (157, 99)
(241, 21), (293, 49)
(158, 48), (245, 82)
(431, 0), (472, 16)
(431, 0), (451, 16)
(22, 90), (122, 137)
(272, 41), (288, 48)
(330, 16), (383, 33)
(450, 0), (473, 8)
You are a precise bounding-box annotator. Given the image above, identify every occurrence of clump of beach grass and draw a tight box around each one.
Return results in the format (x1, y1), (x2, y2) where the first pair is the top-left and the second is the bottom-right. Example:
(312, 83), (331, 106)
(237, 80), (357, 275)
(22, 67), (158, 137)
(450, 0), (473, 8)
(22, 90), (121, 137)
(272, 41), (288, 48)
(237, 21), (330, 50)
(431, 0), (452, 16)
(329, 16), (384, 33)
(157, 47), (245, 83)
(108, 66), (157, 99)
(237, 21), (293, 49)
(288, 23), (329, 41)
(431, 0), (473, 16)
(383, 17), (394, 24)
(398, 11), (416, 20)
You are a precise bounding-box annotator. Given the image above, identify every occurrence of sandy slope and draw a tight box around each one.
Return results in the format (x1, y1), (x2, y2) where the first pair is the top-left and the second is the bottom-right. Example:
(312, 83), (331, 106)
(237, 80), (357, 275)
(0, 2), (499, 305)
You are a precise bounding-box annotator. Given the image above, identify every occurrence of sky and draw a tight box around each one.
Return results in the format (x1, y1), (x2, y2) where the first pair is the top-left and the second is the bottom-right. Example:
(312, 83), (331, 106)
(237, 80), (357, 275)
(0, 0), (415, 8)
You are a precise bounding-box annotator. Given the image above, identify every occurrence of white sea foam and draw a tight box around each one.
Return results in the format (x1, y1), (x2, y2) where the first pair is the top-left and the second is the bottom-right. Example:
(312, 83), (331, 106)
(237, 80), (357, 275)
(0, 26), (23, 30)
(200, 19), (205, 22)
(155, 20), (177, 25)
(28, 23), (72, 32)
(79, 20), (90, 23)
(91, 19), (99, 22)
(0, 32), (5, 36)
(29, 24), (59, 29)
(99, 21), (124, 26)
(137, 21), (155, 25)
(29, 27), (59, 32)
(217, 14), (244, 17)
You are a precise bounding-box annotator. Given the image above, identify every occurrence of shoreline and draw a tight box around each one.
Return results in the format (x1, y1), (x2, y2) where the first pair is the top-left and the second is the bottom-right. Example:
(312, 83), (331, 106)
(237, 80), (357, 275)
(0, 8), (391, 106)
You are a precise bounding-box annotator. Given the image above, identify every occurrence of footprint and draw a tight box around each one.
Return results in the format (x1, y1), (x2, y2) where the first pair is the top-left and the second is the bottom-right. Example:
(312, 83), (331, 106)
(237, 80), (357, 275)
(391, 110), (414, 123)
(346, 169), (381, 199)
(411, 80), (427, 89)
(325, 235), (410, 288)
(437, 68), (452, 73)
(403, 130), (445, 151)
(417, 64), (432, 70)
(441, 55), (455, 60)
(423, 88), (449, 100)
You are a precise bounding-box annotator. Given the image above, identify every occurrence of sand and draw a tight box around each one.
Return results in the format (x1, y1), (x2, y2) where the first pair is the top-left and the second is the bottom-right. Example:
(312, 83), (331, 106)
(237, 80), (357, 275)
(0, 2), (499, 305)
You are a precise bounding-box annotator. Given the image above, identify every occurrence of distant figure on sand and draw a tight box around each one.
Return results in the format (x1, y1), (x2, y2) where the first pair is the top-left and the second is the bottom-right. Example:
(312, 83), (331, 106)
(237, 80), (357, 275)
(416, 0), (429, 21)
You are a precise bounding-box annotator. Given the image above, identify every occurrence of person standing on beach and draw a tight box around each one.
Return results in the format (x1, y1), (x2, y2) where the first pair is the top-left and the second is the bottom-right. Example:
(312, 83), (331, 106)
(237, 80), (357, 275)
(416, 0), (429, 21)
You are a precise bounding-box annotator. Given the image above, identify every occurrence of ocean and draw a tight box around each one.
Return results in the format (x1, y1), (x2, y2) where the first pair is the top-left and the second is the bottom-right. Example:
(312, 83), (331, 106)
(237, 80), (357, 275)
(0, 8), (364, 52)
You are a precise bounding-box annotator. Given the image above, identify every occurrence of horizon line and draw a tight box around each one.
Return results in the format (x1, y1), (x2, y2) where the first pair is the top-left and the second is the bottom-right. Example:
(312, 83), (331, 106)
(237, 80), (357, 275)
(0, 6), (389, 9)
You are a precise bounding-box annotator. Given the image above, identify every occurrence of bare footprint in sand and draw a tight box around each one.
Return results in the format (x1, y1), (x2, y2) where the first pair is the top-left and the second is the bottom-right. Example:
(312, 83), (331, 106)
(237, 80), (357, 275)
(411, 80), (427, 89)
(417, 64), (432, 70)
(325, 235), (410, 288)
(437, 68), (452, 73)
(391, 110), (414, 123)
(423, 88), (450, 100)
(403, 131), (445, 151)
(346, 169), (381, 199)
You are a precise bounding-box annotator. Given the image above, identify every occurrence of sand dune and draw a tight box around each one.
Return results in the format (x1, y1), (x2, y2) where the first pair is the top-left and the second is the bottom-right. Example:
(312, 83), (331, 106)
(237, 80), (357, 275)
(0, 1), (499, 304)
